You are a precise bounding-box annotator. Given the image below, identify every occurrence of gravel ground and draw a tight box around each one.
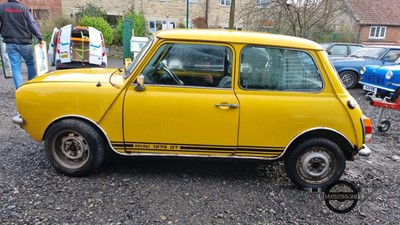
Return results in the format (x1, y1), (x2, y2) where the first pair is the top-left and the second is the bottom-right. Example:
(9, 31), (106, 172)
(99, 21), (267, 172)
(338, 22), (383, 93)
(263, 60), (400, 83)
(1, 71), (399, 225)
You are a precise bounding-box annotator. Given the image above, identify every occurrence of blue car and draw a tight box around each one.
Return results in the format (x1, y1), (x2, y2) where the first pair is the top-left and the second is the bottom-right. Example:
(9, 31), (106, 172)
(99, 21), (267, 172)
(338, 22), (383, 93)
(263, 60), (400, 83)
(360, 63), (400, 100)
(331, 46), (400, 89)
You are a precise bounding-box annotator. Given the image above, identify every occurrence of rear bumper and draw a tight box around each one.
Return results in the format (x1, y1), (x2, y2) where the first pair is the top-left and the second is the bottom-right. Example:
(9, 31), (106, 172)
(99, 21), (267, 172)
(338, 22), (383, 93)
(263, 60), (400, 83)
(358, 144), (371, 157)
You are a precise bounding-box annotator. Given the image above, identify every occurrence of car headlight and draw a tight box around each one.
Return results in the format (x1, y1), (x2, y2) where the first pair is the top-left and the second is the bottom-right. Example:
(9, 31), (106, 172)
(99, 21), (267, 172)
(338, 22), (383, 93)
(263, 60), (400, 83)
(360, 67), (366, 75)
(385, 70), (393, 80)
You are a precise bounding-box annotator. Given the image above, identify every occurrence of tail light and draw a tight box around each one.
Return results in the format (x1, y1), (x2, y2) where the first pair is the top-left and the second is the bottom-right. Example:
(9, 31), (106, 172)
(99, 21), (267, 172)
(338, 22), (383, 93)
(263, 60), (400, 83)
(101, 33), (106, 57)
(56, 30), (62, 54)
(362, 115), (373, 143)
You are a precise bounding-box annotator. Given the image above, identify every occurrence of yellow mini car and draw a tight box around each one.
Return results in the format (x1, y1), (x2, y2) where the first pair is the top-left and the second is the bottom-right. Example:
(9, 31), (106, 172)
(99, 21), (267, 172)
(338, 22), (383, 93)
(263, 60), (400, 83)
(13, 29), (372, 190)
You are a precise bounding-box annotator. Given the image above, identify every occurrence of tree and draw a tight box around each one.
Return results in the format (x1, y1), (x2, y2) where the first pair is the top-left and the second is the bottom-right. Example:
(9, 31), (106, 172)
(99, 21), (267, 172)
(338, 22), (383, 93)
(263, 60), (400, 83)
(79, 16), (114, 45)
(77, 3), (107, 19)
(237, 0), (348, 40)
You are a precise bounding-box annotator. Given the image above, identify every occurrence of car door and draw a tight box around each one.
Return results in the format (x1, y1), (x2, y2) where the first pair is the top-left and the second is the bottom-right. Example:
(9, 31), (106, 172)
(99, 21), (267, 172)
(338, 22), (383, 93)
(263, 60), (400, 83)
(122, 42), (239, 156)
(88, 27), (104, 66)
(47, 28), (59, 66)
(57, 25), (72, 64)
(235, 46), (325, 158)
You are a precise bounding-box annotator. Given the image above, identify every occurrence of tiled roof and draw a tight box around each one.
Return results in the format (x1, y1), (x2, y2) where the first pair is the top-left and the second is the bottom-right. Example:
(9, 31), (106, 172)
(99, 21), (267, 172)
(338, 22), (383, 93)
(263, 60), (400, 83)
(346, 0), (400, 25)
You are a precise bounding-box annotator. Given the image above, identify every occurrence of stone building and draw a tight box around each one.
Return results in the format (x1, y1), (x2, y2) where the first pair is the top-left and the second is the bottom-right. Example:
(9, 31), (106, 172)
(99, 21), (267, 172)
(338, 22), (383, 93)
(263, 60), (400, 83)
(61, 0), (245, 31)
(22, 0), (62, 21)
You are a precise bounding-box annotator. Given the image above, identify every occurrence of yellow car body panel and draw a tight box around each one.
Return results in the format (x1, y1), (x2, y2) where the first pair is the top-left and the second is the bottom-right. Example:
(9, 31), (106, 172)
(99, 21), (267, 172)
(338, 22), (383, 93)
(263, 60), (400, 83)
(16, 68), (126, 141)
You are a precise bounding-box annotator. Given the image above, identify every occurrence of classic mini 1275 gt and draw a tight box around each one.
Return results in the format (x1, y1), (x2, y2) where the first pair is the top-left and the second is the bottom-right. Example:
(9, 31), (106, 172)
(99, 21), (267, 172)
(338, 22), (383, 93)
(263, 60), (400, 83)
(12, 29), (372, 190)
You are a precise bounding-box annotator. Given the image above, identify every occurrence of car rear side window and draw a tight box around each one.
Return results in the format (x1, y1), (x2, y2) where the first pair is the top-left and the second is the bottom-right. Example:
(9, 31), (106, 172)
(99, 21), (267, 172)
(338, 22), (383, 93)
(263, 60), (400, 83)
(239, 46), (322, 91)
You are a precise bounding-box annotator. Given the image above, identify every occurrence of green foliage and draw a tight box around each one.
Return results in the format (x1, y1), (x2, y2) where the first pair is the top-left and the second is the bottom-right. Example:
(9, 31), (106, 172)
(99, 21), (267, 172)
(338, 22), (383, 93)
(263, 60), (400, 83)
(77, 3), (106, 18)
(39, 15), (74, 48)
(79, 16), (114, 45)
(115, 11), (147, 44)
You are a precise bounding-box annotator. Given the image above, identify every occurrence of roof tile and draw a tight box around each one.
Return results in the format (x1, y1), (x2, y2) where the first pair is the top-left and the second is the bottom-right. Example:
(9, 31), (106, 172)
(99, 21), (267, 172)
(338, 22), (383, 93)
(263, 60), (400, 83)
(347, 0), (400, 25)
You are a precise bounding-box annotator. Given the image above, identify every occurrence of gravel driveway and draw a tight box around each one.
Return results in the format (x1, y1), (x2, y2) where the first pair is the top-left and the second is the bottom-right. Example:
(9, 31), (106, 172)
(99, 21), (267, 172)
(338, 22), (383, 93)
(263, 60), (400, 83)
(1, 73), (399, 224)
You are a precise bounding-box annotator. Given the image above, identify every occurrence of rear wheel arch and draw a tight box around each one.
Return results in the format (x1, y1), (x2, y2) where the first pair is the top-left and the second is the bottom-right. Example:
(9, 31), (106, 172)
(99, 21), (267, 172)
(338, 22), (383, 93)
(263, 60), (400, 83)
(283, 129), (354, 160)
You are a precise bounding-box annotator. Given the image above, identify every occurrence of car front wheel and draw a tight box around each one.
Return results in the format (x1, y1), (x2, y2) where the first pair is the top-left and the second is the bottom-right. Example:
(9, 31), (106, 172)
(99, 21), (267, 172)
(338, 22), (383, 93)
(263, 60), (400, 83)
(285, 138), (345, 190)
(44, 119), (106, 176)
(339, 71), (358, 89)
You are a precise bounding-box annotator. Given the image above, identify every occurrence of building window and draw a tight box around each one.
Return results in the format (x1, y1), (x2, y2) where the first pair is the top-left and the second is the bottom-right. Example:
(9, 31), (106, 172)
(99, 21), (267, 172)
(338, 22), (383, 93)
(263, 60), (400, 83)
(220, 0), (231, 6)
(149, 20), (176, 32)
(369, 26), (386, 39)
(189, 0), (198, 2)
(32, 9), (49, 20)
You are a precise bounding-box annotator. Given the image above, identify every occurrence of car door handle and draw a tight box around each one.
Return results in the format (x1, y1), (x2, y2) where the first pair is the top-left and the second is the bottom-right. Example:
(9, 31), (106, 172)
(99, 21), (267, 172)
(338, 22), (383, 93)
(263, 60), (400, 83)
(215, 103), (239, 108)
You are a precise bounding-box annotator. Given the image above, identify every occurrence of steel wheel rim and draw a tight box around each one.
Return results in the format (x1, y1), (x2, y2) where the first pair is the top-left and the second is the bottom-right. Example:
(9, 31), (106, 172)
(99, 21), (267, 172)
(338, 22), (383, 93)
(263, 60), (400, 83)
(52, 131), (90, 169)
(296, 147), (336, 185)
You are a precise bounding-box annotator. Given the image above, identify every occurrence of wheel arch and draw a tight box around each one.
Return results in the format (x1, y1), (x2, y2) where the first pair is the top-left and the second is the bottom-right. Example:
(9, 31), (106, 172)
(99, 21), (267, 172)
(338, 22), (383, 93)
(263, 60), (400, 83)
(283, 128), (355, 160)
(43, 115), (114, 152)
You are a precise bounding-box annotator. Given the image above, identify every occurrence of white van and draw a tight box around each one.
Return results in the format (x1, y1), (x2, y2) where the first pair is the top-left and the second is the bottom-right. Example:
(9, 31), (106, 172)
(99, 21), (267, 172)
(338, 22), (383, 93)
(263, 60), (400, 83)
(48, 24), (107, 70)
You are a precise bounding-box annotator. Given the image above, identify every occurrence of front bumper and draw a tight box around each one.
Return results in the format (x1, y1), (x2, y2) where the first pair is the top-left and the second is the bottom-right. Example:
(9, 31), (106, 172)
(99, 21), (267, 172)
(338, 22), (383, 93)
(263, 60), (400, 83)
(12, 115), (24, 126)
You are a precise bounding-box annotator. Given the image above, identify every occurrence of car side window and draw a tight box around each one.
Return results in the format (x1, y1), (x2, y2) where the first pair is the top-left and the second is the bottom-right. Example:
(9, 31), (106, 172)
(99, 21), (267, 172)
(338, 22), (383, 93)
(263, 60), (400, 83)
(141, 43), (233, 88)
(239, 46), (322, 91)
(329, 45), (347, 56)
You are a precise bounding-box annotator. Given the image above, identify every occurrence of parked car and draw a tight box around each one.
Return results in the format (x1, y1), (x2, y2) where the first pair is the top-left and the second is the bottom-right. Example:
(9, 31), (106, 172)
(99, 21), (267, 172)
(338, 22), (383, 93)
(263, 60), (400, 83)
(12, 29), (372, 190)
(48, 24), (107, 70)
(359, 60), (400, 100)
(332, 46), (400, 89)
(320, 42), (363, 57)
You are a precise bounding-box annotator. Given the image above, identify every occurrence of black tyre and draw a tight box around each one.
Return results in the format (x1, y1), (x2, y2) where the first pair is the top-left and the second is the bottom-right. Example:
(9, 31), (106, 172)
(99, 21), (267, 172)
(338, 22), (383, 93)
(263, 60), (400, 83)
(339, 71), (358, 89)
(378, 120), (390, 132)
(44, 119), (106, 176)
(393, 88), (400, 102)
(285, 138), (346, 190)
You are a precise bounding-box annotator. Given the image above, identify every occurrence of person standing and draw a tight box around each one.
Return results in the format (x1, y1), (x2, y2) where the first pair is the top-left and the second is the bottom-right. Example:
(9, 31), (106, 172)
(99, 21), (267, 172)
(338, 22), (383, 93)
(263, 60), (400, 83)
(0, 0), (44, 89)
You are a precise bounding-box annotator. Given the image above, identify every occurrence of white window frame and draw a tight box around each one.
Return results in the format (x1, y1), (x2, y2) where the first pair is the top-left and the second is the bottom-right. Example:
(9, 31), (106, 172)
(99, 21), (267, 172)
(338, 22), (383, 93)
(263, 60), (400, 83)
(189, 0), (197, 2)
(369, 26), (386, 39)
(220, 0), (231, 6)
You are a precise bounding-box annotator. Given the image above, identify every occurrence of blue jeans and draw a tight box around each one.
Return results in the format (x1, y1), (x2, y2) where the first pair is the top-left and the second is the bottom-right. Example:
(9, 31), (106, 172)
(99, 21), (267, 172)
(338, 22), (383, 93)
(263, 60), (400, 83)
(6, 43), (37, 89)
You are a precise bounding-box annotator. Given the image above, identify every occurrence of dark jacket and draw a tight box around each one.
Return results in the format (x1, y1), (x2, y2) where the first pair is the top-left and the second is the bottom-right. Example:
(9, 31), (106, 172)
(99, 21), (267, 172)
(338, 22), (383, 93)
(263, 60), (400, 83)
(0, 0), (43, 44)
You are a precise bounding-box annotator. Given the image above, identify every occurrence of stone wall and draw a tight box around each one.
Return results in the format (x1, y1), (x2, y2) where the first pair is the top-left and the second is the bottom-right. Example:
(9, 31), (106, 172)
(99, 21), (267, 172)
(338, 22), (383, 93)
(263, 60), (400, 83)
(61, 0), (244, 30)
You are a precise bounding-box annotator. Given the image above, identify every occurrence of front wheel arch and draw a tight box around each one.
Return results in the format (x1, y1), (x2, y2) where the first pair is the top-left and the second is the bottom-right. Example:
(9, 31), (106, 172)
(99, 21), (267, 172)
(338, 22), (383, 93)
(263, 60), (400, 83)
(43, 118), (108, 176)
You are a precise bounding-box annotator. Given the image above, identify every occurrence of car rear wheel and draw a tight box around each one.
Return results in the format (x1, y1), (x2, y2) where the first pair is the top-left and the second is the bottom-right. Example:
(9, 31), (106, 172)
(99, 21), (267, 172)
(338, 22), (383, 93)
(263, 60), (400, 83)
(339, 71), (358, 89)
(44, 119), (106, 176)
(285, 138), (345, 190)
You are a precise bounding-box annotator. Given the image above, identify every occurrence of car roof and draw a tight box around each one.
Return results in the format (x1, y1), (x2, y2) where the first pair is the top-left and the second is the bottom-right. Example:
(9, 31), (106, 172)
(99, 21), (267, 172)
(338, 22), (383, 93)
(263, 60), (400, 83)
(363, 45), (400, 49)
(154, 29), (323, 51)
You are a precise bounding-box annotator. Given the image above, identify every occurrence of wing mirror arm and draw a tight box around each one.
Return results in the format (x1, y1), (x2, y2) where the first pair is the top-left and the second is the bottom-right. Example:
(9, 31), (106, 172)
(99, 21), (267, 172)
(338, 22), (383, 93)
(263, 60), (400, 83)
(135, 74), (146, 91)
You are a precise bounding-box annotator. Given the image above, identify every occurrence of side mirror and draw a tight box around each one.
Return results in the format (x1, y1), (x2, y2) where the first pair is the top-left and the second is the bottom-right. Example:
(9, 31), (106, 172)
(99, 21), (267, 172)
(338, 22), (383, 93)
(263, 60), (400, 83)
(135, 74), (146, 91)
